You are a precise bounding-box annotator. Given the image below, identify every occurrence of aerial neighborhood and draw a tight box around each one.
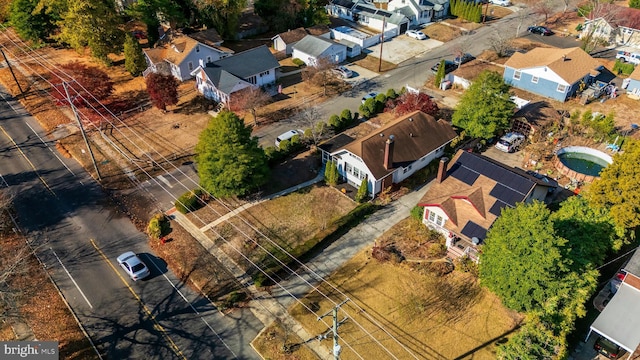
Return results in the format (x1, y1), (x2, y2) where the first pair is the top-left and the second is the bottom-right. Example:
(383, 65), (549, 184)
(2, 0), (640, 359)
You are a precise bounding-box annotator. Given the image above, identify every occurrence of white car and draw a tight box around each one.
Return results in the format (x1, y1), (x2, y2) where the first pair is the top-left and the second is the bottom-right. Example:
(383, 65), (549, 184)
(490, 0), (511, 5)
(333, 66), (353, 79)
(275, 129), (303, 147)
(406, 30), (427, 40)
(495, 132), (525, 153)
(117, 252), (150, 281)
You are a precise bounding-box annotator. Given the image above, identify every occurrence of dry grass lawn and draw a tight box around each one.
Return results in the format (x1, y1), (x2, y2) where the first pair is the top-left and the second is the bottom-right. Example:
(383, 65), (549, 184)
(253, 217), (522, 360)
(251, 321), (318, 360)
(211, 185), (357, 271)
(423, 23), (462, 42)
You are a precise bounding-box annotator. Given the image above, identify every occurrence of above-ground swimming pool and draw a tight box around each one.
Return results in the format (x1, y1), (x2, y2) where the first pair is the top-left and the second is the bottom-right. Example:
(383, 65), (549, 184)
(554, 146), (613, 182)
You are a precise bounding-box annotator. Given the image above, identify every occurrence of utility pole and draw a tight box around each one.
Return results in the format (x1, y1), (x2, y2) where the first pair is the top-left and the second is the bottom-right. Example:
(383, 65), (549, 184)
(378, 18), (386, 73)
(317, 298), (349, 360)
(0, 48), (24, 97)
(62, 81), (102, 181)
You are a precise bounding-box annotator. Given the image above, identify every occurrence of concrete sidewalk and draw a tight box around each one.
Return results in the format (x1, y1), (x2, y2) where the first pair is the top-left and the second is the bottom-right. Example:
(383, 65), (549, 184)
(170, 177), (433, 358)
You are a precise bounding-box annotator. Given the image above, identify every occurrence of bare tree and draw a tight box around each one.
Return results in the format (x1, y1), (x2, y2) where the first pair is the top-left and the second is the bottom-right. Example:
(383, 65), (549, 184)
(301, 57), (339, 96)
(531, 0), (554, 22)
(296, 105), (328, 147)
(579, 1), (621, 53)
(560, 0), (577, 14)
(228, 87), (272, 125)
(488, 30), (514, 58)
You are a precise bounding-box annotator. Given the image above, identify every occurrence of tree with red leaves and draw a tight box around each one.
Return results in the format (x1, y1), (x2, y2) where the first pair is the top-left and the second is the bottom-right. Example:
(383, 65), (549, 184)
(49, 62), (114, 106)
(145, 73), (179, 111)
(391, 92), (439, 117)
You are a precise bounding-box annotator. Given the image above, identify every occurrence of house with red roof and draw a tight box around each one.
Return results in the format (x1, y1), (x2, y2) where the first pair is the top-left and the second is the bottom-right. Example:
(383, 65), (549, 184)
(580, 4), (640, 48)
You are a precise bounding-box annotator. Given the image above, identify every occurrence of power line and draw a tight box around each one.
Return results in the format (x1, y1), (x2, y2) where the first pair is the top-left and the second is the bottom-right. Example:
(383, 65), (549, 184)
(0, 29), (421, 359)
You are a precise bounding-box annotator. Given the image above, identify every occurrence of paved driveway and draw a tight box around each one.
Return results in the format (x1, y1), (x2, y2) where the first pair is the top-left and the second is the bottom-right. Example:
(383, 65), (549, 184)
(520, 32), (582, 49)
(364, 36), (443, 64)
(482, 144), (526, 169)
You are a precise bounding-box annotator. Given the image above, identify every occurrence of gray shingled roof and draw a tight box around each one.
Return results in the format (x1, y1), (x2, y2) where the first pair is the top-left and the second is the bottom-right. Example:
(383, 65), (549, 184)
(212, 45), (280, 79)
(388, 13), (409, 25)
(201, 67), (248, 94)
(293, 35), (345, 58)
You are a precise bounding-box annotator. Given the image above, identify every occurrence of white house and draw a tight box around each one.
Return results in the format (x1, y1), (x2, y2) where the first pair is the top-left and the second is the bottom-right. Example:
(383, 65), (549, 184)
(580, 4), (640, 49)
(327, 0), (447, 30)
(190, 45), (280, 105)
(143, 30), (234, 81)
(291, 35), (348, 66)
(319, 110), (456, 197)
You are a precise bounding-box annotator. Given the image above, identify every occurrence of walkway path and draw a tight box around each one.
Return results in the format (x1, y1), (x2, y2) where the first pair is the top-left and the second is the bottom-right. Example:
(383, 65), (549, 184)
(170, 175), (433, 358)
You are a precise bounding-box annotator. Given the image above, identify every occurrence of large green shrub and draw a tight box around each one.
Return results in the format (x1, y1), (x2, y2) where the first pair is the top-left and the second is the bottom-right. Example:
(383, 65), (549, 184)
(292, 58), (305, 67)
(613, 60), (635, 76)
(324, 160), (339, 186)
(175, 189), (205, 214)
(355, 177), (369, 202)
(147, 213), (171, 239)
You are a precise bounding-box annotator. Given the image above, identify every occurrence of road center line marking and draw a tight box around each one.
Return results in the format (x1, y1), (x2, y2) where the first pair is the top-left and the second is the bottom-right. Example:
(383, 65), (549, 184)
(90, 239), (186, 360)
(156, 175), (172, 188)
(0, 125), (55, 196)
(50, 247), (93, 309)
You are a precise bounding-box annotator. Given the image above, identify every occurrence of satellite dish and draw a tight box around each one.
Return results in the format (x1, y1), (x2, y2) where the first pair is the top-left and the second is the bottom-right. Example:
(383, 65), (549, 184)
(471, 237), (480, 245)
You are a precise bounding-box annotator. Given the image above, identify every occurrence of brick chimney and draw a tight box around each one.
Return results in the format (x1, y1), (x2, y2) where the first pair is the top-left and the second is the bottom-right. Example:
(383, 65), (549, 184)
(383, 135), (395, 170)
(437, 157), (449, 183)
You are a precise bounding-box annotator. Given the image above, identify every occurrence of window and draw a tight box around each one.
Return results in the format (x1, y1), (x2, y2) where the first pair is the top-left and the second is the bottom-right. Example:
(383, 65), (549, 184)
(206, 56), (212, 63)
(557, 84), (567, 93)
(196, 45), (200, 53)
(188, 62), (193, 71)
(428, 211), (435, 222)
(531, 76), (539, 84)
(259, 70), (269, 77)
(247, 75), (257, 84)
(436, 215), (443, 226)
(513, 70), (521, 80)
(402, 164), (413, 174)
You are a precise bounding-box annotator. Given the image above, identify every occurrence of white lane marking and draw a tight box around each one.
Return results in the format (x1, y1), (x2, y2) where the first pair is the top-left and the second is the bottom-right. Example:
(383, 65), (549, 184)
(50, 247), (93, 309)
(157, 175), (173, 188)
(24, 122), (75, 176)
(0, 91), (76, 176)
(146, 258), (239, 359)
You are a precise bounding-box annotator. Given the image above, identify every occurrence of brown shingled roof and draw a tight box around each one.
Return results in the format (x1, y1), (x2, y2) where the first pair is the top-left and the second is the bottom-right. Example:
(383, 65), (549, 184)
(630, 66), (640, 81)
(417, 150), (536, 242)
(504, 47), (602, 85)
(341, 110), (457, 180)
(277, 28), (308, 44)
(307, 24), (331, 36)
(188, 28), (223, 47)
(144, 35), (199, 65)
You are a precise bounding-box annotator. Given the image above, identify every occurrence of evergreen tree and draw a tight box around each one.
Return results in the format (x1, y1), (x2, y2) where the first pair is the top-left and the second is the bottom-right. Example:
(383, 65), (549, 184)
(124, 33), (147, 77)
(324, 160), (339, 186)
(56, 0), (124, 65)
(434, 59), (446, 87)
(355, 177), (368, 202)
(450, 0), (458, 16)
(195, 111), (270, 197)
(452, 70), (515, 139)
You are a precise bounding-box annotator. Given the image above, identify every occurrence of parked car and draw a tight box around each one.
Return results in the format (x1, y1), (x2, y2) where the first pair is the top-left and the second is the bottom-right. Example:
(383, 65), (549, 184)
(406, 30), (427, 40)
(489, 0), (511, 5)
(361, 92), (379, 104)
(495, 132), (525, 153)
(527, 26), (553, 36)
(525, 170), (558, 193)
(454, 53), (475, 66)
(117, 252), (150, 281)
(616, 50), (640, 65)
(609, 271), (627, 294)
(430, 60), (457, 74)
(275, 129), (303, 148)
(333, 66), (353, 79)
(594, 337), (626, 359)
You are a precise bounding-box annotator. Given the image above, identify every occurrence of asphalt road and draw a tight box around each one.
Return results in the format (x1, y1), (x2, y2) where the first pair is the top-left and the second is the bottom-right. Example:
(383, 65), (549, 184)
(253, 5), (578, 147)
(0, 89), (261, 359)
